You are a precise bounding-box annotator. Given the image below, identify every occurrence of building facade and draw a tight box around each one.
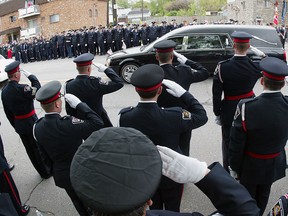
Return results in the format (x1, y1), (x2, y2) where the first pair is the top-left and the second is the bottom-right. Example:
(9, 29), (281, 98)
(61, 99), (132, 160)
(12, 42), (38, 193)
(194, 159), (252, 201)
(227, 0), (287, 26)
(0, 0), (108, 43)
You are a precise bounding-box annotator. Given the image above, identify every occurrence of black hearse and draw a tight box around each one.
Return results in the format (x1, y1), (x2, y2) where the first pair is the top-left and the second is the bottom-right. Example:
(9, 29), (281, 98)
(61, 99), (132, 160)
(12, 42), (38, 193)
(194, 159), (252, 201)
(106, 25), (286, 83)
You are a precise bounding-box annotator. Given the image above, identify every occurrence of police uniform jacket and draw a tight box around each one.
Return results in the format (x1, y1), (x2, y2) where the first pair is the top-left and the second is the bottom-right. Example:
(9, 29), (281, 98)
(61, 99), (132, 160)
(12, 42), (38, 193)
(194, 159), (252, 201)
(119, 92), (208, 188)
(1, 75), (40, 134)
(65, 68), (124, 127)
(147, 163), (260, 216)
(33, 102), (104, 189)
(212, 56), (261, 126)
(158, 60), (209, 108)
(229, 92), (288, 184)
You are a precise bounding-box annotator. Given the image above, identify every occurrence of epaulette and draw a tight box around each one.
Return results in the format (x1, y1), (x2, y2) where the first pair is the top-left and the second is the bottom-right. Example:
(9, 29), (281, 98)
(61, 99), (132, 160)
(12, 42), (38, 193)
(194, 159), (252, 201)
(35, 117), (44, 124)
(176, 64), (190, 68)
(66, 78), (74, 84)
(217, 58), (231, 65)
(60, 115), (70, 120)
(119, 106), (134, 115)
(164, 107), (182, 113)
(89, 76), (97, 80)
(239, 97), (257, 106)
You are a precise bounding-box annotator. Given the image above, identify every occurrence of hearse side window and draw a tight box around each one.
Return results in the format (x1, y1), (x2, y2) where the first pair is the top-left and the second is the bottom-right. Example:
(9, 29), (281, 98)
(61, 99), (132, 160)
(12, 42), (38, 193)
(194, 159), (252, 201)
(169, 37), (184, 50)
(187, 35), (222, 49)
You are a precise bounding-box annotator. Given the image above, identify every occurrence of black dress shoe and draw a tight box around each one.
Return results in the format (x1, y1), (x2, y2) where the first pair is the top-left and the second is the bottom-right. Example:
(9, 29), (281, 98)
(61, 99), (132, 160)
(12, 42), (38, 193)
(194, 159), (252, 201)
(8, 163), (15, 171)
(21, 204), (30, 215)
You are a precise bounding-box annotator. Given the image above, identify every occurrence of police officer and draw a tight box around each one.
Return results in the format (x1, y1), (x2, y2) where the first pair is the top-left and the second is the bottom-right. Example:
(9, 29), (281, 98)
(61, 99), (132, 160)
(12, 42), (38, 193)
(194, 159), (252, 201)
(65, 53), (124, 127)
(147, 21), (159, 43)
(70, 127), (260, 216)
(229, 57), (288, 215)
(119, 64), (208, 212)
(140, 22), (149, 45)
(65, 30), (73, 58)
(159, 21), (170, 37)
(123, 24), (132, 48)
(50, 34), (58, 59)
(34, 81), (104, 215)
(87, 27), (95, 55)
(97, 27), (106, 55)
(212, 31), (262, 171)
(114, 24), (124, 51)
(1, 61), (50, 178)
(154, 40), (209, 156)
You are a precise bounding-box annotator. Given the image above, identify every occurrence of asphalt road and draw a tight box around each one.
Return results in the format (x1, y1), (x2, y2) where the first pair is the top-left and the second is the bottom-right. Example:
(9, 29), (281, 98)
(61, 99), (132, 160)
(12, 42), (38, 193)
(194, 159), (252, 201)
(1, 55), (288, 216)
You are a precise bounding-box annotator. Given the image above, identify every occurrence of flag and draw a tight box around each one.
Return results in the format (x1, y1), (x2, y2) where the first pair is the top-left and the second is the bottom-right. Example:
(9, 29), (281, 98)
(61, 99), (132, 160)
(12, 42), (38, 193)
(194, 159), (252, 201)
(274, 2), (279, 25)
(282, 0), (287, 22)
(25, 0), (35, 8)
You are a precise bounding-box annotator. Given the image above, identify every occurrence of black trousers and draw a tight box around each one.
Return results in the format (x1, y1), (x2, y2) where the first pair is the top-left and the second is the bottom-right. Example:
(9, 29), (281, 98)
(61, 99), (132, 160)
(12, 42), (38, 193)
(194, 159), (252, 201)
(0, 169), (25, 216)
(221, 125), (231, 172)
(65, 188), (89, 216)
(150, 183), (183, 212)
(19, 133), (50, 178)
(240, 181), (272, 216)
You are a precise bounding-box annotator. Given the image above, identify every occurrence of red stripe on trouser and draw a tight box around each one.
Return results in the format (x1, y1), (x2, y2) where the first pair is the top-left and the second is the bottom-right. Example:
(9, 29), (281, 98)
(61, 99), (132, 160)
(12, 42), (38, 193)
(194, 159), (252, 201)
(3, 170), (21, 206)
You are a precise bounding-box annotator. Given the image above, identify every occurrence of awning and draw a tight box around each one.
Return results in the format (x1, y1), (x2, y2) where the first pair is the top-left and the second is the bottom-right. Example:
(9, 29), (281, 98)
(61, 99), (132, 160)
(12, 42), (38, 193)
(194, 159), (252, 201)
(0, 27), (21, 36)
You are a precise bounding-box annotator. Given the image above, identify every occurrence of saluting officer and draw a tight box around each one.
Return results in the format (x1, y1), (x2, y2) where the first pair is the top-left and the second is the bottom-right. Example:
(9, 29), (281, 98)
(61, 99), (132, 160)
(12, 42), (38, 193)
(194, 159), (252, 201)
(65, 53), (124, 127)
(154, 40), (209, 156)
(229, 57), (288, 215)
(212, 31), (262, 171)
(34, 81), (104, 215)
(119, 64), (208, 212)
(1, 61), (50, 178)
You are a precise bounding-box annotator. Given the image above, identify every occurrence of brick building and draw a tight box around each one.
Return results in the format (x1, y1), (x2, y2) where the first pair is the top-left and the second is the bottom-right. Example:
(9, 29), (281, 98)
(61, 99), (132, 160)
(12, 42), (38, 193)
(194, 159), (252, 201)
(227, 0), (287, 26)
(0, 0), (108, 43)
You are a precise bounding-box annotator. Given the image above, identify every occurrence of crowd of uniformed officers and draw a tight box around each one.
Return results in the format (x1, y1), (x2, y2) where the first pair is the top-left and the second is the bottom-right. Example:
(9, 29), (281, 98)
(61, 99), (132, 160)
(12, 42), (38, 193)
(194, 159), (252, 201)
(0, 19), (184, 64)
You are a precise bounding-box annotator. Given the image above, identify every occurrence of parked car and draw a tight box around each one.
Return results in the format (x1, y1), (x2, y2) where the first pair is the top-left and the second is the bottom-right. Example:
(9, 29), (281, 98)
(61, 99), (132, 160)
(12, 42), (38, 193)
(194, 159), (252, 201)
(0, 55), (13, 83)
(106, 24), (286, 83)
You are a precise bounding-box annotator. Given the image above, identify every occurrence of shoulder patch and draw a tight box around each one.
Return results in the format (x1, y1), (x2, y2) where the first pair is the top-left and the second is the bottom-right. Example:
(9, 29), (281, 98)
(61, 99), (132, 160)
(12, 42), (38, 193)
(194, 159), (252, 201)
(99, 77), (109, 85)
(71, 117), (84, 124)
(24, 85), (32, 92)
(182, 109), (191, 120)
(119, 106), (134, 115)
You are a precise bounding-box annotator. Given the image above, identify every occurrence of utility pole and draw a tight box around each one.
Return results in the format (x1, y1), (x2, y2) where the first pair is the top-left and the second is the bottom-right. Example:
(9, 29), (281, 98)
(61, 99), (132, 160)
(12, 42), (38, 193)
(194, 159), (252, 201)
(141, 0), (143, 23)
(112, 0), (117, 26)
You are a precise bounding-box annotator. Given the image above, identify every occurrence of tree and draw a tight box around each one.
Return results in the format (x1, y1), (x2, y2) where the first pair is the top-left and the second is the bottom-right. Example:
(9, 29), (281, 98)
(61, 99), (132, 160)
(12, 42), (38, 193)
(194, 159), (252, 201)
(117, 0), (130, 8)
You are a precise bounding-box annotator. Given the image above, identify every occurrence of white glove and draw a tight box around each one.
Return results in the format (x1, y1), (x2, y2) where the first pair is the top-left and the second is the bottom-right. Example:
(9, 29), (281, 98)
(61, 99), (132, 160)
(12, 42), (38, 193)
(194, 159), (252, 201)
(162, 79), (186, 98)
(285, 76), (288, 85)
(228, 166), (239, 180)
(64, 93), (81, 109)
(21, 69), (32, 77)
(93, 62), (108, 72)
(250, 45), (265, 57)
(173, 50), (187, 64)
(215, 116), (222, 126)
(157, 145), (208, 184)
